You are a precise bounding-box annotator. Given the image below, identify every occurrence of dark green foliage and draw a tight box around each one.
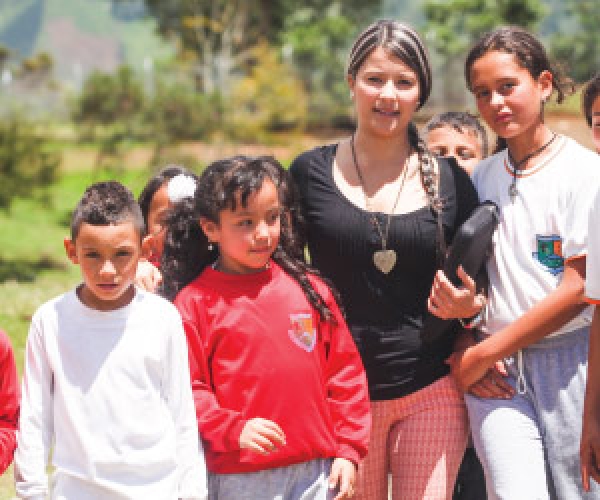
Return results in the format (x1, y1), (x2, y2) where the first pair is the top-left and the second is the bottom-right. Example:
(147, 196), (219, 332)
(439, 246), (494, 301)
(0, 115), (60, 210)
(549, 0), (600, 82)
(424, 0), (545, 57)
(145, 82), (223, 141)
(423, 0), (544, 106)
(74, 65), (145, 126)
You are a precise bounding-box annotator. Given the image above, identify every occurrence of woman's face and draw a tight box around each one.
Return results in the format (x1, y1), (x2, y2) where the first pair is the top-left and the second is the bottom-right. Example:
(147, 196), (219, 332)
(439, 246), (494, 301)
(469, 50), (552, 140)
(348, 46), (420, 139)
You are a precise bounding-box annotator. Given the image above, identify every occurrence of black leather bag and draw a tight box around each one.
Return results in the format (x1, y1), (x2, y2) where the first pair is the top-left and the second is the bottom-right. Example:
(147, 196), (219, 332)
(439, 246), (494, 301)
(422, 200), (499, 344)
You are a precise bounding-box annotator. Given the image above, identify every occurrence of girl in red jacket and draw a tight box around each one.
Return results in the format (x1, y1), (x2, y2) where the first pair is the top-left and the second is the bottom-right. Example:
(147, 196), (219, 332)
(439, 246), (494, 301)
(161, 156), (371, 500)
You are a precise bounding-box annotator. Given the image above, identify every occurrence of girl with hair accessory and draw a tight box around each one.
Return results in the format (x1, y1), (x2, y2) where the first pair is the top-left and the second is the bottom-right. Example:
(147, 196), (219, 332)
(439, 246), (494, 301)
(447, 26), (600, 498)
(160, 155), (371, 500)
(290, 19), (484, 500)
(135, 165), (198, 292)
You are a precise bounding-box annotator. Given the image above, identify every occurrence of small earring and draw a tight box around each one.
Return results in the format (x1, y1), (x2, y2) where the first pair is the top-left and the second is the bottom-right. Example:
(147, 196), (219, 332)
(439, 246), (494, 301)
(350, 91), (354, 99)
(208, 243), (213, 251)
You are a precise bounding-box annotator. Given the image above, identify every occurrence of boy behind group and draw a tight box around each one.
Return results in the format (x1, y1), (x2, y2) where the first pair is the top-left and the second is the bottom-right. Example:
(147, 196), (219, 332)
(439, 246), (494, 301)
(14, 181), (207, 499)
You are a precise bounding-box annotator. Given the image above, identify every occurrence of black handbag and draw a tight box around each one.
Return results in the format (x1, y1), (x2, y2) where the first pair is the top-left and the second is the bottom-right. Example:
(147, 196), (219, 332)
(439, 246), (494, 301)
(421, 200), (499, 344)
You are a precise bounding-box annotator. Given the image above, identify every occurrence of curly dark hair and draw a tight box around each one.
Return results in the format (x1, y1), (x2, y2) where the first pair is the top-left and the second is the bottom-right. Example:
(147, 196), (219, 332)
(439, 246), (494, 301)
(160, 155), (344, 323)
(582, 74), (600, 128)
(71, 180), (144, 240)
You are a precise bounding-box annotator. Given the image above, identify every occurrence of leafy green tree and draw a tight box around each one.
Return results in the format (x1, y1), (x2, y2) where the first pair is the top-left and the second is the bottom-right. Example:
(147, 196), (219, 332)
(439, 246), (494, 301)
(226, 42), (308, 141)
(423, 0), (544, 105)
(74, 66), (145, 128)
(550, 0), (600, 82)
(141, 0), (379, 95)
(0, 116), (60, 210)
(73, 66), (145, 168)
(280, 3), (362, 127)
(14, 51), (54, 89)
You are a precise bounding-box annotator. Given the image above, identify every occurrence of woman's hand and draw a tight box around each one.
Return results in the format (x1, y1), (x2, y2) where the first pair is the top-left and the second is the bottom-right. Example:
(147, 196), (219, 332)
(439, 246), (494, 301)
(328, 458), (356, 499)
(446, 343), (493, 392)
(239, 418), (286, 454)
(428, 266), (485, 320)
(466, 360), (514, 399)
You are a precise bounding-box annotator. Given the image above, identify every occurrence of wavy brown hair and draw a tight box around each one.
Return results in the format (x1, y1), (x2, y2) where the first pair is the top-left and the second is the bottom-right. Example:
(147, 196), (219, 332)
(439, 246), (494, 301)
(160, 155), (344, 322)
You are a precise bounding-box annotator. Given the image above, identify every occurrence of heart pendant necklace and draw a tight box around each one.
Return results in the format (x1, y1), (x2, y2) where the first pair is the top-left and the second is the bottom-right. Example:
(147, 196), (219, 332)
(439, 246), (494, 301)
(350, 134), (409, 274)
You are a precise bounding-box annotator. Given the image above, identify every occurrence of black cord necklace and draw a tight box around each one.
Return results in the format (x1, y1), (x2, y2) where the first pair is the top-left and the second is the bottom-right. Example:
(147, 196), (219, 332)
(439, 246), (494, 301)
(507, 132), (557, 201)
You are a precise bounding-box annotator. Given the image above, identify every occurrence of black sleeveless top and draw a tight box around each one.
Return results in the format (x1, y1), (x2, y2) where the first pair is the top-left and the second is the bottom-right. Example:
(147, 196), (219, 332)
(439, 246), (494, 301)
(290, 144), (479, 400)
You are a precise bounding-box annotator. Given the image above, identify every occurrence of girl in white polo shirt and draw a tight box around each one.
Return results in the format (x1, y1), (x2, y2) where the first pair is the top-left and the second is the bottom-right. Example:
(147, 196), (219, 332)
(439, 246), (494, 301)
(444, 27), (600, 499)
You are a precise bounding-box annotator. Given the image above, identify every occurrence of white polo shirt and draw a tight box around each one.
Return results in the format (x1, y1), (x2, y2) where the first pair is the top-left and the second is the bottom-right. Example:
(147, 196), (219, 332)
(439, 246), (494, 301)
(473, 136), (600, 336)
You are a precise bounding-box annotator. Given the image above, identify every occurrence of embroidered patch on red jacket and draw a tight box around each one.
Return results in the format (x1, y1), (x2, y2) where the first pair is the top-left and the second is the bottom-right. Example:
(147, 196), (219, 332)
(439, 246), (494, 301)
(288, 313), (316, 352)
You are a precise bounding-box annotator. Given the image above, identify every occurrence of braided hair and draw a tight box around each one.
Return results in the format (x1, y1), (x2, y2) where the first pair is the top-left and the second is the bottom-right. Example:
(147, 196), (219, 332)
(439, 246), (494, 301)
(160, 155), (344, 323)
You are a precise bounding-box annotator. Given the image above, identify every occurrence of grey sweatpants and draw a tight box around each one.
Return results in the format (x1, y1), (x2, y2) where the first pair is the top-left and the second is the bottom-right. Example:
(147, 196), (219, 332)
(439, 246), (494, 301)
(465, 327), (600, 500)
(208, 458), (335, 500)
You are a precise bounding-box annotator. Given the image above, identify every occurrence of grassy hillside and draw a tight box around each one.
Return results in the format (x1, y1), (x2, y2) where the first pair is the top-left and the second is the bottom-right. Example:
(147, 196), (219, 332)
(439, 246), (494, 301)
(0, 0), (173, 79)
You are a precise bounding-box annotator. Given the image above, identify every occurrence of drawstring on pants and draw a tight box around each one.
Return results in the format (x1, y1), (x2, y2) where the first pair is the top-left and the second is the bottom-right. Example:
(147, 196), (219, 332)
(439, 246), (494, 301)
(516, 349), (527, 395)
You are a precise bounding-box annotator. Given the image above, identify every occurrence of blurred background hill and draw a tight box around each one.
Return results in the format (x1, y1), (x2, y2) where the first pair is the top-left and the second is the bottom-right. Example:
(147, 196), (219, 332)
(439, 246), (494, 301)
(0, 0), (172, 88)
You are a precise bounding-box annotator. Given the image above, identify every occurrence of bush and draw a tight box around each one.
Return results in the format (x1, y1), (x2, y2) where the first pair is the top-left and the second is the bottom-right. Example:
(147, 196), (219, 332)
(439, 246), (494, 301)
(0, 115), (60, 210)
(73, 65), (145, 130)
(226, 43), (307, 142)
(145, 83), (223, 142)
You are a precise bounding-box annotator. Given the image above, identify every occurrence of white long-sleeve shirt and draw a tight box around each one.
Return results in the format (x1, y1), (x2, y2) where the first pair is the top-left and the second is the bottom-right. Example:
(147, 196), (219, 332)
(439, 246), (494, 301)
(15, 287), (207, 500)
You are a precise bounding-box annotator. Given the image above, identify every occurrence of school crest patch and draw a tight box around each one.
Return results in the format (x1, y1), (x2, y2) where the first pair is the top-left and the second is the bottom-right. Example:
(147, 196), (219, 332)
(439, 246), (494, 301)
(532, 234), (564, 275)
(288, 313), (316, 352)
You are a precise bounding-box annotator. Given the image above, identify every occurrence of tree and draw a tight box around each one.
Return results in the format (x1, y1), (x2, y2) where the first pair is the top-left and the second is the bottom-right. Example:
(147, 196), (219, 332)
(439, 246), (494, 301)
(73, 66), (145, 168)
(280, 2), (370, 127)
(141, 0), (380, 96)
(0, 116), (60, 210)
(550, 0), (600, 82)
(423, 0), (544, 106)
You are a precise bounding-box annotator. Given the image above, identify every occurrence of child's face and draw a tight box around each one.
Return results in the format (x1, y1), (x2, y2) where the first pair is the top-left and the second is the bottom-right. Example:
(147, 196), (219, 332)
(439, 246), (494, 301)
(591, 94), (600, 154)
(145, 184), (171, 260)
(200, 179), (281, 275)
(426, 125), (483, 175)
(64, 221), (141, 311)
(469, 50), (552, 140)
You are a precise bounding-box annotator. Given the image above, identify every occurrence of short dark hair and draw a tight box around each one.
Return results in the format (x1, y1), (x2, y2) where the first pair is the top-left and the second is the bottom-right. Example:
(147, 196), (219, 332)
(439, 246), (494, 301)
(583, 74), (600, 127)
(71, 181), (144, 240)
(424, 111), (489, 157)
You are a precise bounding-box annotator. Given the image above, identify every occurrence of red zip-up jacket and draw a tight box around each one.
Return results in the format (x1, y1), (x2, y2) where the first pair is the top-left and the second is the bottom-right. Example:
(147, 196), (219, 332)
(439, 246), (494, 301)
(174, 262), (371, 474)
(0, 329), (19, 474)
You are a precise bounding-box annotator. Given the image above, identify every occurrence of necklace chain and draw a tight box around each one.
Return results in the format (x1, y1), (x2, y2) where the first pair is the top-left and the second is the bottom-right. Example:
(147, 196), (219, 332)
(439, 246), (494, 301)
(508, 132), (557, 201)
(350, 134), (410, 251)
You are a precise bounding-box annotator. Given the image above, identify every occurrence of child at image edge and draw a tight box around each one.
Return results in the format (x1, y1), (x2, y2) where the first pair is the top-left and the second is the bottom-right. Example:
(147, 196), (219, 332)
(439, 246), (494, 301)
(581, 185), (600, 492)
(14, 181), (207, 499)
(161, 156), (371, 500)
(0, 328), (19, 475)
(582, 73), (600, 154)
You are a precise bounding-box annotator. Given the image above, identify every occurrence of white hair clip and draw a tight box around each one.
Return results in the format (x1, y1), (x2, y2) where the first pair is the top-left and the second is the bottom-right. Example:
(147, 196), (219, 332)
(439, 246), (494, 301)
(167, 174), (197, 203)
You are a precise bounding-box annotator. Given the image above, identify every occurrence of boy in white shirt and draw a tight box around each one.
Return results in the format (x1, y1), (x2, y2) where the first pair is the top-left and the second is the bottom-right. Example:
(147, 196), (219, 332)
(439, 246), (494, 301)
(14, 181), (207, 500)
